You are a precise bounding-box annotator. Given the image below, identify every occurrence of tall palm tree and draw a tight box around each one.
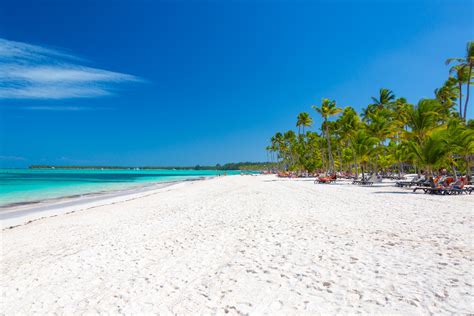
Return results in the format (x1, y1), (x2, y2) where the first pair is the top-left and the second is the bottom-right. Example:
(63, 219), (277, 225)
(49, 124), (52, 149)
(350, 129), (378, 180)
(365, 111), (396, 174)
(448, 64), (469, 117)
(435, 77), (458, 111)
(363, 88), (396, 121)
(312, 99), (342, 173)
(336, 107), (361, 173)
(331, 120), (344, 173)
(283, 130), (297, 170)
(296, 112), (313, 135)
(371, 88), (396, 108)
(388, 98), (411, 174)
(446, 41), (474, 120)
(270, 132), (286, 170)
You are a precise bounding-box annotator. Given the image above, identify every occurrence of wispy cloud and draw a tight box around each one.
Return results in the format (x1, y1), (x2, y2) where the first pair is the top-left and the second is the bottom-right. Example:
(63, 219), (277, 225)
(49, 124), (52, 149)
(23, 106), (95, 111)
(0, 38), (141, 100)
(0, 38), (81, 63)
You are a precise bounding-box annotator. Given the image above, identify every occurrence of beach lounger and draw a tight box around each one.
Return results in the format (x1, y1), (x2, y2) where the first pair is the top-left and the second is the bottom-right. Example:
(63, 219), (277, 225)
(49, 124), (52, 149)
(448, 186), (473, 195)
(352, 180), (373, 186)
(386, 175), (407, 180)
(446, 188), (468, 195)
(314, 174), (337, 184)
(413, 187), (446, 195)
(315, 176), (337, 184)
(396, 181), (416, 187)
(396, 179), (428, 188)
(412, 187), (472, 195)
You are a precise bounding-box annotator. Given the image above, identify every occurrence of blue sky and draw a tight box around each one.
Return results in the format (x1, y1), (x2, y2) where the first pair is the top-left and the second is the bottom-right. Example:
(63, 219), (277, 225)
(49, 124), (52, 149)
(1, 0), (473, 167)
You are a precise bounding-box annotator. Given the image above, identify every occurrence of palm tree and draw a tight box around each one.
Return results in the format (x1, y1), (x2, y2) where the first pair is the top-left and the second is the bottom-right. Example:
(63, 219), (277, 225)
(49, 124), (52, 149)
(296, 112), (313, 135)
(446, 41), (474, 120)
(363, 88), (396, 121)
(404, 99), (442, 145)
(270, 132), (286, 170)
(305, 132), (323, 172)
(312, 98), (342, 173)
(371, 88), (396, 108)
(435, 77), (458, 112)
(441, 119), (474, 177)
(336, 107), (360, 174)
(331, 120), (344, 173)
(388, 98), (411, 175)
(448, 64), (469, 117)
(350, 129), (378, 180)
(456, 127), (474, 177)
(406, 131), (448, 177)
(283, 130), (297, 170)
(366, 111), (396, 174)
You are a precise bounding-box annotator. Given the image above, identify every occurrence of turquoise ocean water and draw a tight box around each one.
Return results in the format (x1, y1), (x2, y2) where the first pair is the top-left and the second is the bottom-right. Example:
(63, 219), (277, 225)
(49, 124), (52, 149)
(0, 168), (241, 207)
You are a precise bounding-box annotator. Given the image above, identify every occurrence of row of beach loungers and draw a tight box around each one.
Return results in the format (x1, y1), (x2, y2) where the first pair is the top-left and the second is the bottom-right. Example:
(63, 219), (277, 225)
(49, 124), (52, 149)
(277, 171), (472, 195)
(314, 175), (376, 186)
(310, 173), (473, 195)
(396, 177), (473, 195)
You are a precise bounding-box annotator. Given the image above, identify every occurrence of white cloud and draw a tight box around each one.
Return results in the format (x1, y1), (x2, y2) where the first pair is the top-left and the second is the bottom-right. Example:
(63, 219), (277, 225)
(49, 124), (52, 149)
(0, 38), (81, 62)
(0, 86), (111, 99)
(0, 38), (141, 100)
(23, 106), (92, 111)
(0, 65), (138, 83)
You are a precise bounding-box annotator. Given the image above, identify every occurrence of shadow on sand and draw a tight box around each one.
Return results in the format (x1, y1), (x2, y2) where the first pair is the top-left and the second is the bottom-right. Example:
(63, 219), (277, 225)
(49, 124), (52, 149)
(263, 179), (316, 182)
(372, 191), (413, 194)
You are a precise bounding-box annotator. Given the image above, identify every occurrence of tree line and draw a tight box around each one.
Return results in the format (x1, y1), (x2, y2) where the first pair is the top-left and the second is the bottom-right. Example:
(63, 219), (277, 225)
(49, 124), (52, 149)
(266, 42), (474, 179)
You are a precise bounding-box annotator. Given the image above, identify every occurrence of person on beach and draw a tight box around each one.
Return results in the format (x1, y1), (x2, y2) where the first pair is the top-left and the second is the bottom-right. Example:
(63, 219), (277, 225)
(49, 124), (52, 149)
(434, 168), (449, 188)
(450, 177), (468, 190)
(419, 170), (427, 181)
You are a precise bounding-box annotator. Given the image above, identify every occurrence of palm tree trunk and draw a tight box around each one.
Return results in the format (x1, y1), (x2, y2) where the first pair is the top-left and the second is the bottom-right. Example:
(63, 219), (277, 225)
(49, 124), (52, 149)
(451, 162), (457, 180)
(325, 119), (334, 173)
(465, 155), (472, 178)
(354, 157), (359, 179)
(374, 150), (379, 177)
(337, 145), (343, 174)
(464, 64), (472, 120)
(458, 81), (463, 117)
(349, 139), (357, 177)
(320, 146), (326, 173)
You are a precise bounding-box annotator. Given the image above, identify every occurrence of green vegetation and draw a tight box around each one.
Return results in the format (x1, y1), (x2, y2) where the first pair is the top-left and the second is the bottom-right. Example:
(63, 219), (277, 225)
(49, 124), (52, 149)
(267, 41), (474, 177)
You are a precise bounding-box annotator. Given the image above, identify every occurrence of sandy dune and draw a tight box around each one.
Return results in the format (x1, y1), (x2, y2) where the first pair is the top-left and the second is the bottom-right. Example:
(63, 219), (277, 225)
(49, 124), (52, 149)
(1, 175), (473, 314)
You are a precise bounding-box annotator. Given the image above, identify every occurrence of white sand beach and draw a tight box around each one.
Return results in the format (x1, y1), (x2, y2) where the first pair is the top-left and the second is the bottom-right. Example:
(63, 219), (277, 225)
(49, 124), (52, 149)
(1, 175), (473, 314)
